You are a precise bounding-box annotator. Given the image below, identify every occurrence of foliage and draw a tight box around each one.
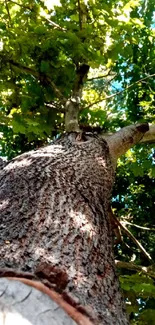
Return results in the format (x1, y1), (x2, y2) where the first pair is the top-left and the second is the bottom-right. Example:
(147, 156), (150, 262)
(120, 274), (155, 324)
(0, 0), (155, 323)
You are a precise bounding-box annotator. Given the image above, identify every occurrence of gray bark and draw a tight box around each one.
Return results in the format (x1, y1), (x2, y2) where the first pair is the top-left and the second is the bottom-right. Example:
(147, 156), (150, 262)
(0, 278), (77, 325)
(0, 133), (127, 324)
(1, 126), (149, 324)
(0, 124), (148, 325)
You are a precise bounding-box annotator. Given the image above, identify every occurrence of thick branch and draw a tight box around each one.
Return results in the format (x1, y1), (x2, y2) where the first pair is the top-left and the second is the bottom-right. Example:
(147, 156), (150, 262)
(0, 277), (93, 325)
(7, 59), (89, 132)
(140, 125), (155, 144)
(103, 123), (149, 163)
(115, 260), (155, 279)
(65, 0), (90, 132)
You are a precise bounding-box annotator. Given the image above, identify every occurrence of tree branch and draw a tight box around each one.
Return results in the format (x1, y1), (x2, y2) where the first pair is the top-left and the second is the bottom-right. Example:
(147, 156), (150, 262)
(98, 124), (155, 147)
(65, 64), (90, 132)
(86, 73), (155, 109)
(120, 220), (153, 262)
(104, 123), (149, 163)
(87, 70), (114, 81)
(86, 89), (123, 109)
(4, 0), (12, 26)
(7, 58), (66, 103)
(122, 73), (155, 89)
(122, 220), (155, 231)
(77, 0), (88, 30)
(0, 273), (94, 324)
(115, 260), (155, 279)
(42, 16), (67, 31)
(7, 0), (32, 10)
(110, 209), (153, 262)
(77, 0), (82, 30)
(40, 11), (67, 31)
(7, 0), (67, 31)
(45, 102), (65, 113)
(140, 125), (155, 144)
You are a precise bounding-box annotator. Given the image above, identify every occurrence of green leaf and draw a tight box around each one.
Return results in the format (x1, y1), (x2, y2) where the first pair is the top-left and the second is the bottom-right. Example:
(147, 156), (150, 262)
(70, 14), (79, 22)
(12, 120), (26, 134)
(40, 60), (50, 73)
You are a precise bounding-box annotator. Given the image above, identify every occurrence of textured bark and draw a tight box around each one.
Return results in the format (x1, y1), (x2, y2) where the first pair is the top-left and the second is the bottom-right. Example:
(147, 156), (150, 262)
(103, 123), (149, 165)
(65, 64), (90, 132)
(0, 133), (128, 324)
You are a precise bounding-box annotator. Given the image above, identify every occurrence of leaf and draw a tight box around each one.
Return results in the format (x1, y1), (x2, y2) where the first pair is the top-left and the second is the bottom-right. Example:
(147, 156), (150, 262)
(70, 14), (79, 22)
(149, 167), (155, 178)
(12, 120), (26, 134)
(40, 60), (50, 73)
(34, 25), (47, 34)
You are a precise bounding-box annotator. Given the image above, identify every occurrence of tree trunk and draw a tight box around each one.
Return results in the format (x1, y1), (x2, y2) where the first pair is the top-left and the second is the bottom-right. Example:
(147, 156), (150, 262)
(0, 133), (130, 324)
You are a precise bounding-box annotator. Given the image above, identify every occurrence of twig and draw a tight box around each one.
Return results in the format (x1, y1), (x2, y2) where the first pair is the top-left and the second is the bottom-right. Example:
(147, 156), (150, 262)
(122, 220), (155, 231)
(87, 70), (113, 81)
(86, 89), (124, 109)
(86, 73), (155, 109)
(6, 0), (33, 10)
(41, 16), (67, 31)
(7, 0), (67, 31)
(111, 211), (153, 262)
(4, 0), (12, 26)
(46, 76), (66, 103)
(8, 59), (66, 103)
(45, 102), (65, 113)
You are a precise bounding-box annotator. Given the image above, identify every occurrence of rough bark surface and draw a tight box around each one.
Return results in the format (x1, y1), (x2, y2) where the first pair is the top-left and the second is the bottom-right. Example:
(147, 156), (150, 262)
(0, 133), (128, 324)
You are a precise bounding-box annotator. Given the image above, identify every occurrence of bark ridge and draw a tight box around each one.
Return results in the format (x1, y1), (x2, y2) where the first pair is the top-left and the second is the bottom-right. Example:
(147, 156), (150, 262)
(0, 134), (128, 324)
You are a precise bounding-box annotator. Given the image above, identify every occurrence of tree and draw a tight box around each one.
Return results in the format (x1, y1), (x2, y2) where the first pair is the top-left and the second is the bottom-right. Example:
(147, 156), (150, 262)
(0, 0), (155, 324)
(0, 123), (153, 325)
